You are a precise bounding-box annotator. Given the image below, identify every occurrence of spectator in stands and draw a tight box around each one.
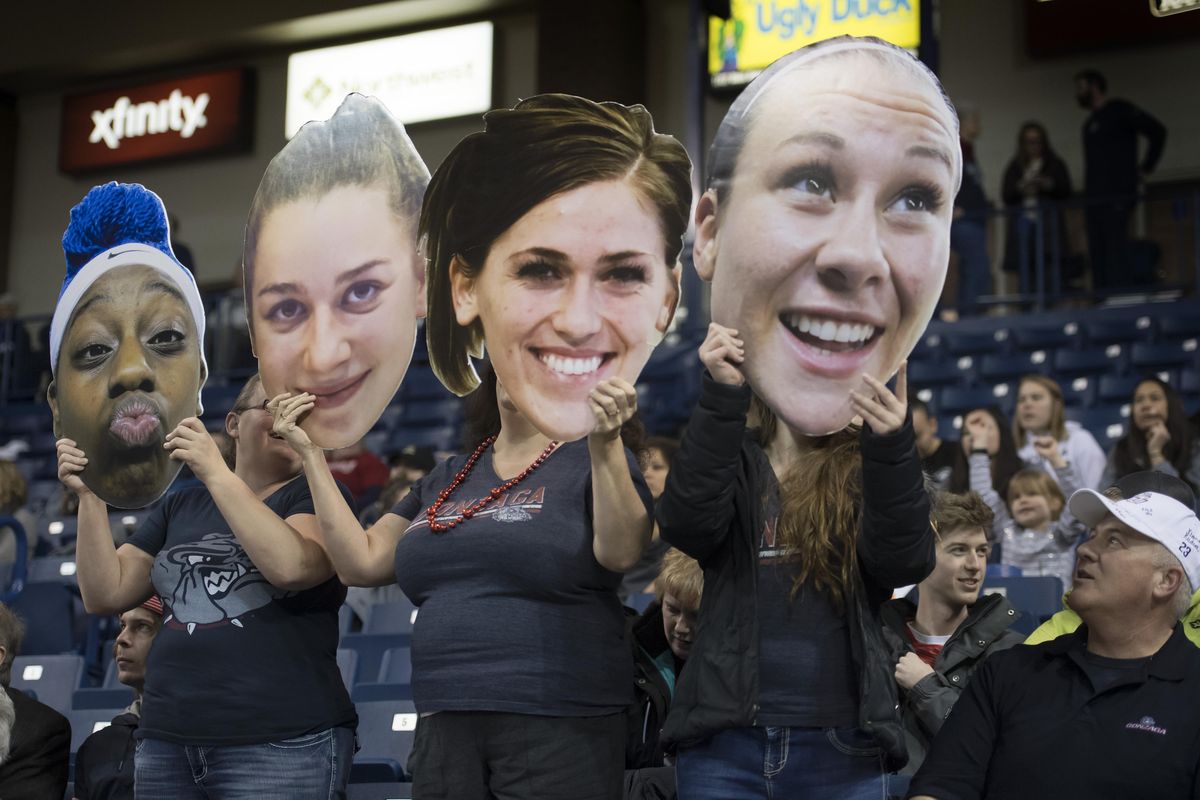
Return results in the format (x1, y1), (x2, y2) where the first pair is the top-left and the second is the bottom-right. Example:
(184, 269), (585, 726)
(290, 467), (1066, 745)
(624, 547), (702, 800)
(244, 93), (430, 451)
(949, 105), (992, 318)
(0, 294), (36, 400)
(1026, 470), (1200, 647)
(1000, 121), (1074, 295)
(326, 439), (390, 506)
(658, 34), (955, 797)
(73, 596), (164, 800)
(910, 398), (955, 490)
(166, 214), (195, 274)
(909, 485), (1200, 799)
(1014, 374), (1105, 490)
(389, 445), (435, 484)
(993, 468), (1083, 587)
(58, 373), (357, 798)
(947, 406), (1023, 504)
(1101, 377), (1199, 497)
(620, 436), (679, 601)
(881, 491), (1022, 774)
(0, 603), (69, 800)
(48, 183), (207, 509)
(0, 461), (35, 567)
(1075, 69), (1167, 291)
(274, 91), (688, 800)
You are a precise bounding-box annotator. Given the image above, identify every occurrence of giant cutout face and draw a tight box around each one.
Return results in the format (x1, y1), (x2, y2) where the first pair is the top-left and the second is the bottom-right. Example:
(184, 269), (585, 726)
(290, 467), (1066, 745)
(424, 94), (690, 442)
(694, 40), (961, 435)
(48, 184), (207, 508)
(244, 94), (429, 449)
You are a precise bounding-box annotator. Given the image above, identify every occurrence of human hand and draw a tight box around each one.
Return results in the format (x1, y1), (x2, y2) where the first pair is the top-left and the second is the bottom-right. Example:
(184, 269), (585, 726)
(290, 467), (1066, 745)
(269, 393), (318, 455)
(55, 438), (93, 498)
(895, 651), (935, 691)
(164, 418), (231, 484)
(589, 378), (638, 443)
(1032, 435), (1065, 469)
(1146, 421), (1171, 463)
(850, 362), (908, 435)
(698, 323), (745, 387)
(963, 414), (999, 456)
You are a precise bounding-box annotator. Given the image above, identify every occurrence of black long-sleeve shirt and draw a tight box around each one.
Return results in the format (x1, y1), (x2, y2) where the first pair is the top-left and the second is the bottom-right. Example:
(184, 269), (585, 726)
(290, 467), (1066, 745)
(1082, 98), (1167, 196)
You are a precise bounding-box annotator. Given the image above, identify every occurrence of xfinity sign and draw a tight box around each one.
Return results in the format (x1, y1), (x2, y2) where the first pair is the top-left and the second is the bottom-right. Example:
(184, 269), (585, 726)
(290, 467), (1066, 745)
(286, 22), (493, 137)
(60, 69), (252, 174)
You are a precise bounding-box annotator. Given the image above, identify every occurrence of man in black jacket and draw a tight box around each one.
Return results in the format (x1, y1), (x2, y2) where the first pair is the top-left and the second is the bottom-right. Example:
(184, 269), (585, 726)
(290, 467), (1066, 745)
(0, 603), (70, 800)
(881, 491), (1022, 774)
(73, 596), (163, 800)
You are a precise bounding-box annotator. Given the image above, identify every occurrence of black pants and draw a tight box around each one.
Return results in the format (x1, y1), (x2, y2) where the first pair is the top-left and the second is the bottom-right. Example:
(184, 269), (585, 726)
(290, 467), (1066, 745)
(1085, 198), (1134, 291)
(409, 710), (625, 800)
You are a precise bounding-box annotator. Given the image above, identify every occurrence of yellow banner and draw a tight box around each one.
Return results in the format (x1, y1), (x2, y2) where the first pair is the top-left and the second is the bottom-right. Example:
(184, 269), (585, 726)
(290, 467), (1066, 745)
(709, 0), (921, 87)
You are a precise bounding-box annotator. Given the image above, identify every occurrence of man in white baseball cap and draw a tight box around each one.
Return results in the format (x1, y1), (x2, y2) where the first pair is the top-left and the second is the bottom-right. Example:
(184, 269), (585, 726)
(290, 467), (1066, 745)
(909, 486), (1200, 800)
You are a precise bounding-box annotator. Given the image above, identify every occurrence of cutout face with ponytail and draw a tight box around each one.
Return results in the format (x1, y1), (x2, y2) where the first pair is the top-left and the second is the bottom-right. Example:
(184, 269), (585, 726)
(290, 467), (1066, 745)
(421, 93), (691, 441)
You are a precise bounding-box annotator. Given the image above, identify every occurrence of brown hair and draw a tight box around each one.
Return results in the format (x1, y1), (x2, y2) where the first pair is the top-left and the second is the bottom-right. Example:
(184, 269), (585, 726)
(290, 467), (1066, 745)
(932, 491), (995, 541)
(1015, 375), (1067, 442)
(0, 604), (24, 687)
(751, 395), (863, 612)
(421, 93), (692, 396)
(655, 548), (704, 610)
(225, 374), (264, 470)
(0, 462), (27, 514)
(1006, 468), (1066, 521)
(243, 94), (430, 325)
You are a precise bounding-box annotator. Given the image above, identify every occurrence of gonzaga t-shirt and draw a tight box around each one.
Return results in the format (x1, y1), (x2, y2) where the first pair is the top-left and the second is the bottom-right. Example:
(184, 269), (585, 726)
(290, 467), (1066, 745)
(127, 475), (357, 745)
(392, 439), (652, 716)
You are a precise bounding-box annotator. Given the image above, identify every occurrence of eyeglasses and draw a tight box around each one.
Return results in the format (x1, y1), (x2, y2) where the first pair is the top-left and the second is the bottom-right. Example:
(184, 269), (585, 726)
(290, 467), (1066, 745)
(232, 398), (270, 415)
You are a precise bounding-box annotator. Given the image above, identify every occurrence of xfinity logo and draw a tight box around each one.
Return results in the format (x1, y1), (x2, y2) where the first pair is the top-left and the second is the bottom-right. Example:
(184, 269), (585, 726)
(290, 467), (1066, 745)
(88, 90), (209, 150)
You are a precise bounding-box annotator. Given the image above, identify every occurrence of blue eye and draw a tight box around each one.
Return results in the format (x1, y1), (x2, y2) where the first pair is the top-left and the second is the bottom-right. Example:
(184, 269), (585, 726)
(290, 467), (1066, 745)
(343, 281), (381, 308)
(266, 299), (306, 323)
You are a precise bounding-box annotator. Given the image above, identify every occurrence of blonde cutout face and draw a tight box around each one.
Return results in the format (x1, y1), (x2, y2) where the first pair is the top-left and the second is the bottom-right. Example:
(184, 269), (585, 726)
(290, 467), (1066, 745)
(250, 185), (425, 449)
(695, 54), (958, 435)
(452, 179), (680, 441)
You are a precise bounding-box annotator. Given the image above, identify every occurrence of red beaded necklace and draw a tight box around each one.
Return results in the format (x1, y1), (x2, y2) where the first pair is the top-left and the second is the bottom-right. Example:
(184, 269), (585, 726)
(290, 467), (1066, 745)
(425, 434), (559, 532)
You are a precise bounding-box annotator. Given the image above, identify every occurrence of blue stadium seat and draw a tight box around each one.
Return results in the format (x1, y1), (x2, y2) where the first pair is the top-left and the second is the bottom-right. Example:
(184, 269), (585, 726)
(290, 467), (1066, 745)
(978, 353), (1045, 382)
(1158, 315), (1200, 341)
(1084, 316), (1152, 347)
(67, 708), (124, 758)
(338, 633), (411, 692)
(1096, 374), (1143, 403)
(626, 593), (656, 613)
(27, 556), (77, 585)
(981, 576), (1064, 635)
(1070, 406), (1127, 445)
(399, 369), (451, 402)
(944, 330), (1008, 357)
(348, 784), (414, 799)
(909, 334), (942, 362)
(337, 648), (358, 691)
(1060, 377), (1096, 408)
(1011, 322), (1078, 352)
(12, 654), (84, 715)
(351, 700), (419, 782)
(1053, 347), (1126, 378)
(1180, 368), (1200, 396)
(938, 386), (1009, 416)
(0, 404), (53, 437)
(908, 360), (967, 388)
(10, 582), (78, 654)
(388, 426), (457, 453)
(986, 564), (1022, 578)
(399, 399), (461, 427)
(364, 600), (418, 635)
(1130, 341), (1198, 371)
(351, 647), (414, 702)
(72, 686), (135, 710)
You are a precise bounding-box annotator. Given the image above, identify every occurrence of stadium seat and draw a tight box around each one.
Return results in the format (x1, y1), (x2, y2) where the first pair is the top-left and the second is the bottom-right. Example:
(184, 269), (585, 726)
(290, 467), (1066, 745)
(338, 633), (411, 693)
(1096, 374), (1144, 403)
(351, 700), (419, 782)
(72, 686), (135, 710)
(398, 399), (462, 427)
(12, 654), (84, 715)
(27, 556), (77, 585)
(67, 707), (123, 757)
(986, 564), (1022, 578)
(1084, 316), (1152, 347)
(1060, 377), (1096, 408)
(1180, 368), (1200, 396)
(978, 353), (1045, 383)
(1130, 341), (1198, 372)
(9, 582), (79, 654)
(1070, 406), (1128, 445)
(944, 330), (1008, 357)
(626, 593), (656, 613)
(337, 648), (358, 691)
(981, 576), (1064, 635)
(351, 646), (413, 702)
(938, 386), (1009, 416)
(398, 369), (451, 402)
(1052, 347), (1126, 378)
(908, 360), (968, 388)
(1011, 322), (1078, 351)
(364, 600), (418, 635)
(1157, 315), (1200, 341)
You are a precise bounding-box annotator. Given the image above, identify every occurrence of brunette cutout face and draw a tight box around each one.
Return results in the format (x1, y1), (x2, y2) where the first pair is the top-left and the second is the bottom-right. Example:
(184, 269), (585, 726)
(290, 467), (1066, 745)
(49, 265), (203, 508)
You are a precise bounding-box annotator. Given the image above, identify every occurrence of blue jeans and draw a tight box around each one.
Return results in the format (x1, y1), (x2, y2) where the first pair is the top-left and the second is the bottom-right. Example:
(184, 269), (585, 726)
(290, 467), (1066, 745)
(134, 727), (355, 799)
(675, 726), (888, 800)
(950, 219), (991, 316)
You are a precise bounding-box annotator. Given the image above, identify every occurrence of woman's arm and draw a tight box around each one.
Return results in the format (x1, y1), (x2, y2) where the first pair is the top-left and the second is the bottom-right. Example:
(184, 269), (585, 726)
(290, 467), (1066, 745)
(57, 439), (154, 614)
(588, 380), (652, 572)
(274, 394), (409, 587)
(164, 418), (334, 591)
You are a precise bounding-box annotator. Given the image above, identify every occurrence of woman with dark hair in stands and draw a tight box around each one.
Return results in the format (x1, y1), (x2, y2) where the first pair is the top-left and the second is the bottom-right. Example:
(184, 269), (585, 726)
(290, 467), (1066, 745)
(949, 406), (1026, 501)
(1014, 374), (1105, 491)
(1000, 121), (1073, 295)
(1102, 377), (1200, 496)
(270, 92), (688, 800)
(58, 374), (357, 799)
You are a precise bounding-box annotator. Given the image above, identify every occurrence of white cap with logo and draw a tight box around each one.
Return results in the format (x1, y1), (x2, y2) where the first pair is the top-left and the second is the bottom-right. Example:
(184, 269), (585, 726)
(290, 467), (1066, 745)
(1069, 489), (1200, 592)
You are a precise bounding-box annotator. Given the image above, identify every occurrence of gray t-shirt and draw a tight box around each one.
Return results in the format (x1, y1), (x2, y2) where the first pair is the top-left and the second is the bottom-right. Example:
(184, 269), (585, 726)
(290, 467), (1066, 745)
(393, 439), (653, 716)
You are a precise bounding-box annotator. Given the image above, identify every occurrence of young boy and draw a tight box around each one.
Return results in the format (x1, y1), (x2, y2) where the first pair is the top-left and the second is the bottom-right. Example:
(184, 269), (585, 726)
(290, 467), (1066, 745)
(882, 491), (1024, 773)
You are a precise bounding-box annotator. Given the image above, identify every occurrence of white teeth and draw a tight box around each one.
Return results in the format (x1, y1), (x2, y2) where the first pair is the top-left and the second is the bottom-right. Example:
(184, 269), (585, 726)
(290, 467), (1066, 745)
(540, 353), (603, 376)
(785, 313), (876, 344)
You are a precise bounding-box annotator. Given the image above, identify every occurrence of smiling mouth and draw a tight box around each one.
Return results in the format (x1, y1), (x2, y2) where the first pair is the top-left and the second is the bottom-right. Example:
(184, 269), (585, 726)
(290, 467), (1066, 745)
(302, 372), (369, 411)
(530, 349), (615, 380)
(781, 312), (880, 355)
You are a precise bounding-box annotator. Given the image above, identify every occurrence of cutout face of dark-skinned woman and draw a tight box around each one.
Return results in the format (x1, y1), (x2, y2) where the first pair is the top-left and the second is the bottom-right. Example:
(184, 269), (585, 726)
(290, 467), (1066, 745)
(451, 179), (679, 441)
(49, 265), (203, 508)
(695, 49), (959, 435)
(250, 184), (424, 449)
